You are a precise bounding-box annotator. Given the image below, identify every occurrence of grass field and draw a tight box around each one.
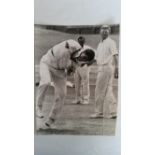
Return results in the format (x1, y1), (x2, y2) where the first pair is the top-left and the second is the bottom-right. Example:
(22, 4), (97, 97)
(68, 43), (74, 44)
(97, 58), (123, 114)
(35, 26), (119, 135)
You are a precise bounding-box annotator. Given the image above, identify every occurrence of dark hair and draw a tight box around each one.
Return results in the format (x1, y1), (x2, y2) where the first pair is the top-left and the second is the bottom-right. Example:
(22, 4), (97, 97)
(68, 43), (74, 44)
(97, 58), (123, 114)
(78, 36), (85, 43)
(79, 49), (95, 61)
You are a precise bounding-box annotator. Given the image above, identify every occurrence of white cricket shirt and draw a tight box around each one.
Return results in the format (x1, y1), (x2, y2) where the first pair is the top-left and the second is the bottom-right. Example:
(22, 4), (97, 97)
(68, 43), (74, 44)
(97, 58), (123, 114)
(96, 37), (118, 66)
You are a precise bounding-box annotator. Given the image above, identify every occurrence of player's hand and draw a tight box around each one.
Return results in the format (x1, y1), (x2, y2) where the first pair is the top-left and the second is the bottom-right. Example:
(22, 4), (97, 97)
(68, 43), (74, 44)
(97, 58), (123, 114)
(114, 67), (118, 79)
(67, 66), (75, 76)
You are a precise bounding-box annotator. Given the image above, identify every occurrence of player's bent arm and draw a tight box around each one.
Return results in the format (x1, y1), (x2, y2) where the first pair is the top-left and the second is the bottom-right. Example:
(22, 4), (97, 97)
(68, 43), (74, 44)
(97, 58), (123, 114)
(66, 61), (77, 76)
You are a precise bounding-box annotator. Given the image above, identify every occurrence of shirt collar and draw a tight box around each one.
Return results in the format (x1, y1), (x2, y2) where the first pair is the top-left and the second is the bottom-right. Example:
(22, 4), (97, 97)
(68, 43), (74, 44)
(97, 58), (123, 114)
(101, 36), (109, 42)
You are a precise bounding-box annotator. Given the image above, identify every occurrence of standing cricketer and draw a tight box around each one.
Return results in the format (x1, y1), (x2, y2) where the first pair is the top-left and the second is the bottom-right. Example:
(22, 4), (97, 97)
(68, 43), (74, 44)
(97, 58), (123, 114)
(73, 36), (93, 105)
(36, 39), (95, 128)
(91, 25), (118, 119)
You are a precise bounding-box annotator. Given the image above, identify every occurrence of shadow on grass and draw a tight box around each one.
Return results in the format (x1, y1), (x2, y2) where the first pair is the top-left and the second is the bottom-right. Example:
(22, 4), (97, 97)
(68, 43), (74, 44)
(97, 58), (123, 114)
(36, 128), (81, 135)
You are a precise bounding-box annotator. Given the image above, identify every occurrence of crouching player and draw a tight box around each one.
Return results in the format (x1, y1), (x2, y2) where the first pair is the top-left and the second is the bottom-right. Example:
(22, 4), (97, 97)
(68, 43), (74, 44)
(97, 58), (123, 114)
(36, 39), (95, 129)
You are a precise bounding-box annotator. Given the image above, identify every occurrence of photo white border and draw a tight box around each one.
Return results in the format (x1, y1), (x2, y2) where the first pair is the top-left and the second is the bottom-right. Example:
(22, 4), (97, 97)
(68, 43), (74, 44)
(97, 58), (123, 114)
(1, 0), (155, 155)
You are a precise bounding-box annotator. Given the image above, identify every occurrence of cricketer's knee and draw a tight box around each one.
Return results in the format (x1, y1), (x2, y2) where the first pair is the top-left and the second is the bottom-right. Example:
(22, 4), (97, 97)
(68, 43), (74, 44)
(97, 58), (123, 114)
(37, 83), (50, 109)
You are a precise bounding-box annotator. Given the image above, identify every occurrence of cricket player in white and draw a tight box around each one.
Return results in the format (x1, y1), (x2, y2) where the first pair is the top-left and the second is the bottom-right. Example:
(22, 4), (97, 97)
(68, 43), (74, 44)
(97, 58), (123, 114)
(36, 39), (95, 128)
(91, 25), (118, 119)
(36, 40), (81, 127)
(73, 36), (92, 105)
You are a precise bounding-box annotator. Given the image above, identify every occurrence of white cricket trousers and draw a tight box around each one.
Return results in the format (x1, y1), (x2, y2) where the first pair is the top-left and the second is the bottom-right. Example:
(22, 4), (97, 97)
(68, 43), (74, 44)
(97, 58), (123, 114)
(74, 65), (90, 102)
(36, 61), (67, 120)
(95, 65), (117, 117)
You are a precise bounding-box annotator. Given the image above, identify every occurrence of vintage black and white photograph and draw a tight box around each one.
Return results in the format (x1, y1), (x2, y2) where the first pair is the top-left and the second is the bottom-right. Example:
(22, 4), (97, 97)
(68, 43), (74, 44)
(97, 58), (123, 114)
(35, 24), (119, 135)
(34, 0), (120, 136)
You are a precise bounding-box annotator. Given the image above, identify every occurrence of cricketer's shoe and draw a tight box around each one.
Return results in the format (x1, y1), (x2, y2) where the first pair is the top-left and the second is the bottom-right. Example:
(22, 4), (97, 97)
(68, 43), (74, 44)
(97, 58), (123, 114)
(81, 100), (89, 105)
(38, 123), (55, 130)
(103, 115), (117, 119)
(44, 118), (55, 128)
(72, 100), (82, 104)
(90, 113), (104, 118)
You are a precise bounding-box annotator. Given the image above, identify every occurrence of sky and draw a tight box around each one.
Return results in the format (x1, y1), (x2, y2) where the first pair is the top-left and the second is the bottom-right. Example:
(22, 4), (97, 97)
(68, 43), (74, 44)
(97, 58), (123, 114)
(34, 0), (120, 25)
